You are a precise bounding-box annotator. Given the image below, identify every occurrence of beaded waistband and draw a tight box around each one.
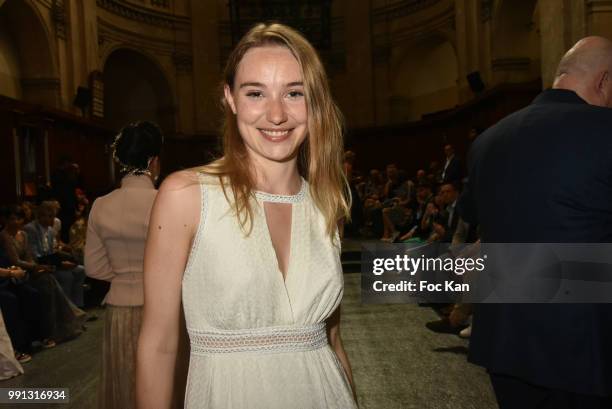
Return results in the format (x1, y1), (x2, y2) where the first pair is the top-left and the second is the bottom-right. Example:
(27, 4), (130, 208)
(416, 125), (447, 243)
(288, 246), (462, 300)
(188, 323), (328, 355)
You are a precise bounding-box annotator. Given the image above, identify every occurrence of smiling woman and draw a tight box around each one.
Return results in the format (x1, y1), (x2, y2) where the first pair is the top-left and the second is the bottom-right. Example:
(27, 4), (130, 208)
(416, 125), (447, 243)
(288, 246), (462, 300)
(224, 46), (309, 168)
(136, 23), (357, 409)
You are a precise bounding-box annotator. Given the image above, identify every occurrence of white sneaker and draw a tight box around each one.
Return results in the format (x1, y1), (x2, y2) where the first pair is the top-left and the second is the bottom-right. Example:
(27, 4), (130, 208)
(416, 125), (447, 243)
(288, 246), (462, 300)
(459, 324), (472, 338)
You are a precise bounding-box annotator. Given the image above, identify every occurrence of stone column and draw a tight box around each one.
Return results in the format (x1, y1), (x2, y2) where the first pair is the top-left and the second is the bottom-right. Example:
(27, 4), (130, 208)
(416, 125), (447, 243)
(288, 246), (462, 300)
(538, 0), (586, 88)
(538, 0), (569, 88)
(455, 0), (483, 102)
(191, 0), (221, 134)
(341, 0), (375, 127)
(63, 0), (99, 113)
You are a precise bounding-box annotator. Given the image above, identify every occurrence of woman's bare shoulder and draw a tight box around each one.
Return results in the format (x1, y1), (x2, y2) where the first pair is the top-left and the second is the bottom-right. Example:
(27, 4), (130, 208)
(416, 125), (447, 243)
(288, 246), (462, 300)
(153, 171), (203, 224)
(160, 169), (221, 190)
(159, 170), (202, 192)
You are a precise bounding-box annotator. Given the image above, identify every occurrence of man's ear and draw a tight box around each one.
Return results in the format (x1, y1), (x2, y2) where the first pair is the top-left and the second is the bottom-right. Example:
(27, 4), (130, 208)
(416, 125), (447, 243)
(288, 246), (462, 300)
(596, 70), (610, 100)
(224, 84), (237, 115)
(595, 70), (610, 94)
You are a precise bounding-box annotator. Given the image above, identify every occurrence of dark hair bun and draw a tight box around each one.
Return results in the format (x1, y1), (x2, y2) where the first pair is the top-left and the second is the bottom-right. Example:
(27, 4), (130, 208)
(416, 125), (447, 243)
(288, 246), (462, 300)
(114, 121), (164, 170)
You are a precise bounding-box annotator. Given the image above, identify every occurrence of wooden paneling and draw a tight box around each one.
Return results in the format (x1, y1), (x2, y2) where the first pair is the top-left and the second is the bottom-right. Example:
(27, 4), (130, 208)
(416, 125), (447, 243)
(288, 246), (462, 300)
(0, 109), (18, 204)
(0, 95), (113, 204)
(345, 81), (541, 176)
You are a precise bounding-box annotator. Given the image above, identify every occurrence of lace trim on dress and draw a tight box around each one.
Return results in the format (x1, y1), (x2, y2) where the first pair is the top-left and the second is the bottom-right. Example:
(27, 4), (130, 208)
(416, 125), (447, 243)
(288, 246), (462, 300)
(188, 323), (327, 355)
(183, 176), (207, 279)
(254, 179), (307, 204)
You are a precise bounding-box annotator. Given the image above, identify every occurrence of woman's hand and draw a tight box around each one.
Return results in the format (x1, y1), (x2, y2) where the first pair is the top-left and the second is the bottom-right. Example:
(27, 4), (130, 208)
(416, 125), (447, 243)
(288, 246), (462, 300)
(432, 222), (446, 237)
(60, 260), (77, 270)
(9, 267), (26, 280)
(327, 306), (358, 405)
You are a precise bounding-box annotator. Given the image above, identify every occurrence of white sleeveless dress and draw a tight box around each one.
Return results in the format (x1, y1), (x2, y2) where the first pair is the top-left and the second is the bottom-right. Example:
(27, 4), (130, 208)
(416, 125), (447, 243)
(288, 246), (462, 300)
(182, 175), (357, 408)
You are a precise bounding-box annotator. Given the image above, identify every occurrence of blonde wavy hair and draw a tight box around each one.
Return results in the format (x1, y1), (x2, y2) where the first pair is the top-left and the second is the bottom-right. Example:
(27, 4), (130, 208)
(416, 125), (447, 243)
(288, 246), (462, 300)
(199, 22), (350, 240)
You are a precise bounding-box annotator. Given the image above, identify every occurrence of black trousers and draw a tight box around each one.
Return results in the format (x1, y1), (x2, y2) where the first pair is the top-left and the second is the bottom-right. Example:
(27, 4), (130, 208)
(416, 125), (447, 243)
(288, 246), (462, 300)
(490, 373), (612, 409)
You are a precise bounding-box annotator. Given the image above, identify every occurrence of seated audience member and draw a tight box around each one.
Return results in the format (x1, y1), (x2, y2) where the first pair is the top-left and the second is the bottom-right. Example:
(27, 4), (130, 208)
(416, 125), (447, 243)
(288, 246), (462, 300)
(432, 182), (460, 243)
(362, 169), (385, 199)
(51, 159), (82, 243)
(380, 167), (418, 239)
(20, 202), (35, 224)
(343, 150), (355, 181)
(397, 182), (433, 242)
(352, 174), (366, 201)
(397, 170), (416, 202)
(429, 161), (442, 182)
(381, 188), (413, 242)
(23, 201), (86, 308)
(421, 202), (444, 242)
(415, 169), (427, 185)
(69, 204), (89, 265)
(361, 195), (383, 238)
(383, 163), (401, 200)
(75, 187), (90, 212)
(49, 199), (79, 256)
(342, 151), (363, 237)
(49, 200), (63, 241)
(426, 173), (437, 186)
(0, 205), (85, 347)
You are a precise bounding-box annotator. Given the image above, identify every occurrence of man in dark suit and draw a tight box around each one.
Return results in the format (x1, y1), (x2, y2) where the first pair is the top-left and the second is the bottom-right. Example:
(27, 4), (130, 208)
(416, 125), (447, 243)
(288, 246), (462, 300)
(440, 144), (463, 183)
(461, 36), (612, 408)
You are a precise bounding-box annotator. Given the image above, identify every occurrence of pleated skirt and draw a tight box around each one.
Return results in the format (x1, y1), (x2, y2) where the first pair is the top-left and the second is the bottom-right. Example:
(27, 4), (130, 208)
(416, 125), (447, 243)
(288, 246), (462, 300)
(97, 305), (142, 409)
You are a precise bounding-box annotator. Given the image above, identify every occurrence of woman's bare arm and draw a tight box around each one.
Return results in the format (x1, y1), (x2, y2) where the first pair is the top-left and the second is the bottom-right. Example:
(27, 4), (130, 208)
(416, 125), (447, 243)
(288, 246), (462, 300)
(136, 171), (201, 409)
(327, 306), (357, 403)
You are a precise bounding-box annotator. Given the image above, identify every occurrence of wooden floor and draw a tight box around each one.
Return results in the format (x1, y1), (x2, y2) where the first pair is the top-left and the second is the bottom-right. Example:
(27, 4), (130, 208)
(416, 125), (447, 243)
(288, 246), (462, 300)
(0, 243), (497, 408)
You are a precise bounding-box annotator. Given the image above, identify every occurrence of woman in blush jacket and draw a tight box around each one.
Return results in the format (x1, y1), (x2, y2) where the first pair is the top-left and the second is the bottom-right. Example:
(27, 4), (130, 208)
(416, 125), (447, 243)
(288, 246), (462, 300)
(85, 121), (165, 409)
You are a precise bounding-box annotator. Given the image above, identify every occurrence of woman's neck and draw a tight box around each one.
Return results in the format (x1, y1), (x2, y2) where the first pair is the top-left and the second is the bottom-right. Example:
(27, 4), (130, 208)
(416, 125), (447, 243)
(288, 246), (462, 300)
(250, 158), (302, 195)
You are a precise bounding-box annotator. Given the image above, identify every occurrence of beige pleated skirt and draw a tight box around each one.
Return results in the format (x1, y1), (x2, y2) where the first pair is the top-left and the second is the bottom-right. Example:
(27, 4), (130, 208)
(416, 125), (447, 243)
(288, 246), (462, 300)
(97, 305), (189, 409)
(98, 305), (142, 409)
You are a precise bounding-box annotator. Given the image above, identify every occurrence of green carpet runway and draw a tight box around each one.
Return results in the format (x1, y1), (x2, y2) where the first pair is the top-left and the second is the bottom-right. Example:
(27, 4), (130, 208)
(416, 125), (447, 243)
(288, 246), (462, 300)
(0, 273), (497, 408)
